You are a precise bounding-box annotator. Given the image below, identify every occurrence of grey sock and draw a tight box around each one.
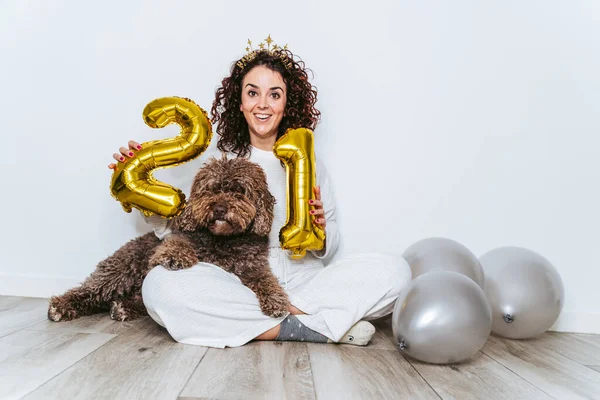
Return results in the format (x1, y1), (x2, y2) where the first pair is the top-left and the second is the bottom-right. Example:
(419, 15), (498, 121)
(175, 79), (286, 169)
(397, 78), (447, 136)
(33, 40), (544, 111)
(275, 315), (328, 343)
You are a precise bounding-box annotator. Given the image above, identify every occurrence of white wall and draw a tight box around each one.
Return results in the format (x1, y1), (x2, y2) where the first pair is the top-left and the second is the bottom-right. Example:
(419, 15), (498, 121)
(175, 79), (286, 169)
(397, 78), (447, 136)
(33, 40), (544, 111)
(1, 0), (598, 333)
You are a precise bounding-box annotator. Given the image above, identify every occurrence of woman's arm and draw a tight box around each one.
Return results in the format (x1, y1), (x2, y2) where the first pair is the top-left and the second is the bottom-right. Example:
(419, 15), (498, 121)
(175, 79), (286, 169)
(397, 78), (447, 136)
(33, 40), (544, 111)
(142, 213), (173, 240)
(310, 158), (340, 261)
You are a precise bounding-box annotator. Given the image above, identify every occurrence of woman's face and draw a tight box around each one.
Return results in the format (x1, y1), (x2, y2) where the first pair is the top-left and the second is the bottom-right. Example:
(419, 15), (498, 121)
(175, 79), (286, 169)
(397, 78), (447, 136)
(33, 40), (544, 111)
(240, 65), (287, 147)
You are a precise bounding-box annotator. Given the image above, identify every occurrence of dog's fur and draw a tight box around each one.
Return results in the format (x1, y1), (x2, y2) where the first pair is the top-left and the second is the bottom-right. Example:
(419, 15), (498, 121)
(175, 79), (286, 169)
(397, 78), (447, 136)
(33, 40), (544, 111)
(48, 157), (290, 322)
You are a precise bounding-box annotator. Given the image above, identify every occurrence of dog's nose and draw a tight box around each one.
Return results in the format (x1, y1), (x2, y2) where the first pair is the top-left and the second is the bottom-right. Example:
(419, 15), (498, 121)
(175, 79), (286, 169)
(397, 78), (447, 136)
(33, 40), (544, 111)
(213, 202), (227, 218)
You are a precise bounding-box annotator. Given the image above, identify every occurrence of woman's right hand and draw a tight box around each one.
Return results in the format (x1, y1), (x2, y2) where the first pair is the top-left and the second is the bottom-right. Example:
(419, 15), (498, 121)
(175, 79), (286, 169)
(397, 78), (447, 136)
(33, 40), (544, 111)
(108, 140), (142, 170)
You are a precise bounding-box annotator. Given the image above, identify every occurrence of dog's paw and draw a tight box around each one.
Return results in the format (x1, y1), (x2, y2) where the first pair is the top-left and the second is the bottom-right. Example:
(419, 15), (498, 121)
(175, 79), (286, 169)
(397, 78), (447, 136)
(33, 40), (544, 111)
(158, 256), (195, 271)
(149, 252), (197, 271)
(47, 297), (78, 322)
(149, 237), (199, 271)
(259, 291), (290, 318)
(109, 301), (138, 322)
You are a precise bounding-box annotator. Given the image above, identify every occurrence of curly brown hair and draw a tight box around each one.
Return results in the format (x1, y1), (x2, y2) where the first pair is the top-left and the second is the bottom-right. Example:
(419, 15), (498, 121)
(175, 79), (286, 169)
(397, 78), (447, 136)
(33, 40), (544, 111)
(211, 49), (321, 157)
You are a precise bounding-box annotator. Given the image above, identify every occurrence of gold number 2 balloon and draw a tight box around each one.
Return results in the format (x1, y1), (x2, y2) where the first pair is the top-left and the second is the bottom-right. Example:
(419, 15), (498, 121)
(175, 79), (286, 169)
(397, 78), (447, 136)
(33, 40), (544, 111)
(273, 127), (326, 259)
(110, 96), (213, 218)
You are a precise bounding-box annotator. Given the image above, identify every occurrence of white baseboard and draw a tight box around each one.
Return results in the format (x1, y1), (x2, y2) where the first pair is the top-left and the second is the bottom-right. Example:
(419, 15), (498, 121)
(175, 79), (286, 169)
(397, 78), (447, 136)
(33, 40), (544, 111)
(1, 273), (599, 335)
(0, 273), (82, 299)
(550, 311), (600, 334)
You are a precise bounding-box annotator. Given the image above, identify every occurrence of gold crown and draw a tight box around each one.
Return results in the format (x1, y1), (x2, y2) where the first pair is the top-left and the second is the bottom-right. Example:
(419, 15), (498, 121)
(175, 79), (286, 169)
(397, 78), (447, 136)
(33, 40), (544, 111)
(236, 35), (293, 71)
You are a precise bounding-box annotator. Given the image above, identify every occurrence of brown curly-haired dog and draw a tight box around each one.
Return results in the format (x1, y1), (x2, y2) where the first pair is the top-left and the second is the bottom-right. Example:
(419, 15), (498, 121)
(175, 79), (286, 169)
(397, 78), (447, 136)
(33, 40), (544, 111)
(48, 156), (290, 322)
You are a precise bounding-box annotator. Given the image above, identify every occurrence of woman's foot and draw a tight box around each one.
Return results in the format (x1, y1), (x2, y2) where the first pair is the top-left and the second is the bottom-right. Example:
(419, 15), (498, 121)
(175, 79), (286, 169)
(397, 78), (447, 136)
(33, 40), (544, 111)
(328, 321), (376, 346)
(254, 305), (306, 340)
(255, 308), (376, 346)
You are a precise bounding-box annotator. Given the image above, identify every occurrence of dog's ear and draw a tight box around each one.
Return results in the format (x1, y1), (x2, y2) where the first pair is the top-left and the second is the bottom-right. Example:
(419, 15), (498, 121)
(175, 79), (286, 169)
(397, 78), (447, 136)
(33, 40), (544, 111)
(174, 202), (199, 232)
(251, 179), (275, 236)
(174, 167), (208, 232)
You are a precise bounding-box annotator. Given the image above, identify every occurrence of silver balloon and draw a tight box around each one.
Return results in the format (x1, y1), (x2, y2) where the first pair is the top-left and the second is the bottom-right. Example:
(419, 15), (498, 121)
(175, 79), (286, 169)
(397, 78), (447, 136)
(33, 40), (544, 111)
(480, 246), (564, 339)
(403, 237), (485, 288)
(392, 271), (492, 364)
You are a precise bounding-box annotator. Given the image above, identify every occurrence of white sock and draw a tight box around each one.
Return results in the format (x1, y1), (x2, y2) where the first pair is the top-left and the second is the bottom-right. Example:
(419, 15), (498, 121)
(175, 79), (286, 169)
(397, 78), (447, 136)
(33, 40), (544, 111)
(328, 321), (376, 346)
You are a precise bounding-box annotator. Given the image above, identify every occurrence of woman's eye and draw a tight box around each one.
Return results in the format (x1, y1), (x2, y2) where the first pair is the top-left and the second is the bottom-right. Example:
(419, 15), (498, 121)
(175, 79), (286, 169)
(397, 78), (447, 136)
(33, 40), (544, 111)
(271, 92), (280, 99)
(248, 90), (257, 97)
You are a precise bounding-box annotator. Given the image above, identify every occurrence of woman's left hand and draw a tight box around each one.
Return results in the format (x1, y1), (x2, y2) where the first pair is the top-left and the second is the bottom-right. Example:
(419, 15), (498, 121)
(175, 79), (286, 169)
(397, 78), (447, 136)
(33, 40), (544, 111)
(309, 186), (326, 229)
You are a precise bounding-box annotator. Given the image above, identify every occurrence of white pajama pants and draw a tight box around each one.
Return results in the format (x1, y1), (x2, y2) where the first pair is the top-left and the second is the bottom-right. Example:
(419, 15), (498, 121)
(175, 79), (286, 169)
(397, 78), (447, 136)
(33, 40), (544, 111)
(141, 250), (411, 348)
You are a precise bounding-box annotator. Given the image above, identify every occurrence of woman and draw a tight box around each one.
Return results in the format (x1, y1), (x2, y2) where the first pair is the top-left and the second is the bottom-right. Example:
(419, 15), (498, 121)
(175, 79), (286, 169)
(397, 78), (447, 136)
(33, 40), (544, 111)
(108, 40), (411, 348)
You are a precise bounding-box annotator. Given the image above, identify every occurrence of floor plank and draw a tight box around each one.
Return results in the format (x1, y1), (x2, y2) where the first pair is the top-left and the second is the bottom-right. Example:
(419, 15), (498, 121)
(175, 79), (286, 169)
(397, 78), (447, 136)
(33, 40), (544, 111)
(3, 295), (600, 400)
(482, 335), (600, 400)
(407, 350), (552, 400)
(0, 329), (115, 399)
(23, 318), (207, 400)
(532, 331), (600, 366)
(0, 296), (48, 338)
(308, 344), (440, 399)
(180, 341), (316, 400)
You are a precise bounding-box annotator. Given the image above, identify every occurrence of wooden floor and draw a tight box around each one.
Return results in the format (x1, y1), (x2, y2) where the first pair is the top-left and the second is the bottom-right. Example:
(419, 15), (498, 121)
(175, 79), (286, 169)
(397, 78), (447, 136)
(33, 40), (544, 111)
(1, 296), (600, 400)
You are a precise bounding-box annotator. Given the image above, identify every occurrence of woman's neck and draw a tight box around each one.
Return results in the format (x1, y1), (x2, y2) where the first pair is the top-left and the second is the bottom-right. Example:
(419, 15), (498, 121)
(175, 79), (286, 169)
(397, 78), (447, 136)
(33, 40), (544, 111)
(250, 136), (277, 151)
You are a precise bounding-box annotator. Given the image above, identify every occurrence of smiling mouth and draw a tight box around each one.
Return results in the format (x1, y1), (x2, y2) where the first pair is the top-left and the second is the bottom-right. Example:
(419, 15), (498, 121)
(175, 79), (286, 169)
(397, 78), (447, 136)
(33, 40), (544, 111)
(254, 114), (271, 121)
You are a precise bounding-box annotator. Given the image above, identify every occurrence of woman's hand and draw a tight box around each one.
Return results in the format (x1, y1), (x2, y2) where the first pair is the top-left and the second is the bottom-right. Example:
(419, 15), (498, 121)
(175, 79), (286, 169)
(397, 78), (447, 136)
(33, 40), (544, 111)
(108, 140), (143, 170)
(309, 186), (326, 230)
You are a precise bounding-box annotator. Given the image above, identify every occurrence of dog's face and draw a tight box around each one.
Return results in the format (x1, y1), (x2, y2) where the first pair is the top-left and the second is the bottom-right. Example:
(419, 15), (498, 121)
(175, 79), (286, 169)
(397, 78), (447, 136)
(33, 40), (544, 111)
(176, 156), (275, 236)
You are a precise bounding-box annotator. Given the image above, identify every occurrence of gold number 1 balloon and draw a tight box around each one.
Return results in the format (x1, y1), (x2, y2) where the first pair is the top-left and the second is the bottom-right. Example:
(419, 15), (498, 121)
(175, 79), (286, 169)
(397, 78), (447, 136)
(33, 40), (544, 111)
(273, 127), (325, 259)
(110, 96), (213, 218)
